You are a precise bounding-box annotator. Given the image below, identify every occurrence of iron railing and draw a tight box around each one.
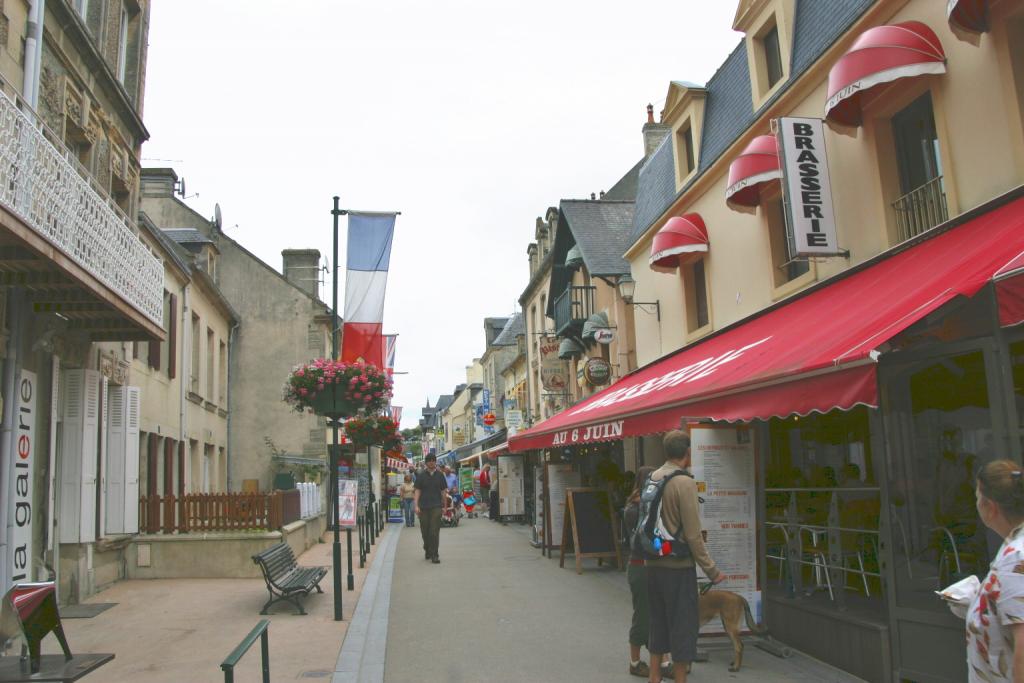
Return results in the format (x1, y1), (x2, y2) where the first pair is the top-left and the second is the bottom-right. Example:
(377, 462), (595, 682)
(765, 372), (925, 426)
(892, 175), (948, 242)
(553, 285), (596, 337)
(221, 620), (270, 683)
(0, 86), (163, 324)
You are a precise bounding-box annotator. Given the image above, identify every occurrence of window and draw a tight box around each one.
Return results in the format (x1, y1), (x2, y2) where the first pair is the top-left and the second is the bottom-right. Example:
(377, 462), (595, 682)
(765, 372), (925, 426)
(190, 314), (200, 393)
(891, 92), (946, 241)
(762, 24), (783, 89)
(117, 6), (129, 83)
(684, 257), (709, 332)
(766, 197), (809, 287)
(678, 122), (695, 176)
(219, 340), (227, 405)
(207, 251), (217, 283)
(206, 328), (214, 398)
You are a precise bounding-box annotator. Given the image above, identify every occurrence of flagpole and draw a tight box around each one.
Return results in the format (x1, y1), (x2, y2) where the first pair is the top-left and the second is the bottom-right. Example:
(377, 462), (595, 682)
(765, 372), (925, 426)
(329, 196), (344, 621)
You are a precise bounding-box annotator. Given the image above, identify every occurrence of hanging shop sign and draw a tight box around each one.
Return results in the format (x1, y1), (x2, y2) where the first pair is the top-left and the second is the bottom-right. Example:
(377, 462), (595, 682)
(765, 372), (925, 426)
(777, 117), (841, 256)
(505, 410), (524, 435)
(483, 411), (496, 426)
(11, 370), (36, 582)
(593, 328), (615, 345)
(539, 336), (569, 391)
(583, 358), (611, 386)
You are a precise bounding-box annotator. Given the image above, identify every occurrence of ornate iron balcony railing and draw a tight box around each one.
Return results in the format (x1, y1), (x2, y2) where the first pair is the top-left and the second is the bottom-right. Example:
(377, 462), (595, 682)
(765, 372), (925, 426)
(0, 88), (163, 325)
(892, 175), (948, 243)
(554, 285), (596, 337)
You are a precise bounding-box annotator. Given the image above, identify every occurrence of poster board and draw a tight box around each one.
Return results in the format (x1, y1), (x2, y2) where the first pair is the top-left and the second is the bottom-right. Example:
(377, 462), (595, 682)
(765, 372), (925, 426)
(559, 488), (623, 575)
(337, 479), (358, 528)
(498, 455), (525, 517)
(387, 496), (403, 523)
(544, 463), (580, 553)
(689, 424), (761, 633)
(459, 466), (474, 494)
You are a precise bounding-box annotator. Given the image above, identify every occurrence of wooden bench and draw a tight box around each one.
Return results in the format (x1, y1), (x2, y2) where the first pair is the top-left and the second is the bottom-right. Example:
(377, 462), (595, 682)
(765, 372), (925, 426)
(251, 543), (328, 615)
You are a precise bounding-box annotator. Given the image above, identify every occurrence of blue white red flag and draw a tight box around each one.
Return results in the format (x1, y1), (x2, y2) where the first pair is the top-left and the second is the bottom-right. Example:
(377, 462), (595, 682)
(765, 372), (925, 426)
(341, 212), (397, 367)
(391, 406), (403, 425)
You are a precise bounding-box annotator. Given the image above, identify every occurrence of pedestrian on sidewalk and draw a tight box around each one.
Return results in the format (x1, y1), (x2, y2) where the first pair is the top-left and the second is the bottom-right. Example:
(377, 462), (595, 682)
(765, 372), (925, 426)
(414, 453), (448, 564)
(624, 465), (673, 680)
(479, 463), (492, 510)
(646, 430), (723, 683)
(400, 474), (416, 527)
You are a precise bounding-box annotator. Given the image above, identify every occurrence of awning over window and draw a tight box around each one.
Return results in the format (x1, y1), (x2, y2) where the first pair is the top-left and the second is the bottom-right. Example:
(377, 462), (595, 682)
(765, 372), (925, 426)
(824, 21), (946, 128)
(725, 136), (782, 211)
(947, 0), (988, 35)
(995, 252), (1024, 327)
(508, 193), (1024, 452)
(649, 214), (709, 270)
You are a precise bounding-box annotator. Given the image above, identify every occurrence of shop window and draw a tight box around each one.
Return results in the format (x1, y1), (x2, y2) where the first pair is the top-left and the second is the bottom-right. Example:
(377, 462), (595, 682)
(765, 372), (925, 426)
(890, 92), (947, 242)
(677, 120), (696, 178)
(683, 256), (709, 332)
(1012, 339), (1024, 453)
(765, 196), (808, 287)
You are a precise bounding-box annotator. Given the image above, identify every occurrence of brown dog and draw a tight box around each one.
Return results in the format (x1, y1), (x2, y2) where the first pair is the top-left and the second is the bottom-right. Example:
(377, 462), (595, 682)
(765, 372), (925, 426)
(695, 589), (766, 673)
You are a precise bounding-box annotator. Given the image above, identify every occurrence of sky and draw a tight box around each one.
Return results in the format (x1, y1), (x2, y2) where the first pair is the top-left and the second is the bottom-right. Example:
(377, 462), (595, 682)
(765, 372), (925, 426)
(141, 1), (741, 429)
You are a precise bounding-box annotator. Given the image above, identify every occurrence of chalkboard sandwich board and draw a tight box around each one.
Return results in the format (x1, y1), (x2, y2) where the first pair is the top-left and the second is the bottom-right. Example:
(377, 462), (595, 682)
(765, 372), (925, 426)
(559, 487), (623, 575)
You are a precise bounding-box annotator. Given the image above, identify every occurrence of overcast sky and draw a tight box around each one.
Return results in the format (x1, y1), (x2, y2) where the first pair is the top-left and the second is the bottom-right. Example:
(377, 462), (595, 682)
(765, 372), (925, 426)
(142, 1), (741, 430)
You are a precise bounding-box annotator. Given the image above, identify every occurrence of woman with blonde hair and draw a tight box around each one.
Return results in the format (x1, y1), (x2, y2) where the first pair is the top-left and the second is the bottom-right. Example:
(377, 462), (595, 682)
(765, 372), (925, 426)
(966, 459), (1024, 681)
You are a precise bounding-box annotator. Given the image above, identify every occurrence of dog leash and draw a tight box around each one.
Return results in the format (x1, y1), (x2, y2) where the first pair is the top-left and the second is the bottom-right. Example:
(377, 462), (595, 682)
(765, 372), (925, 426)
(699, 581), (714, 595)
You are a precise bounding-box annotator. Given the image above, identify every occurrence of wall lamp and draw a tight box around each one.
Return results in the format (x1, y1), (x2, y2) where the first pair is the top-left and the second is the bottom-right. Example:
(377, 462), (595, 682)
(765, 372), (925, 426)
(616, 273), (660, 321)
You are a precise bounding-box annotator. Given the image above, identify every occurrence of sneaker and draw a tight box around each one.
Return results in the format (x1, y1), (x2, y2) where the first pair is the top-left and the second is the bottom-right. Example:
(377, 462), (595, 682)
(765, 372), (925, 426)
(660, 663), (674, 678)
(628, 661), (649, 678)
(431, 557), (441, 564)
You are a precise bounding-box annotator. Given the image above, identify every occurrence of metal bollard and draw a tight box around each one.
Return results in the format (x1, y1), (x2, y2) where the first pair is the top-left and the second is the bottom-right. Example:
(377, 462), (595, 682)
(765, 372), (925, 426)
(346, 527), (355, 591)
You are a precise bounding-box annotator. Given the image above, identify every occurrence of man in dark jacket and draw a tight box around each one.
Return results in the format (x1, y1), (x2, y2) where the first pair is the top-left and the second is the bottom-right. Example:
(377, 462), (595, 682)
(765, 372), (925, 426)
(414, 454), (448, 564)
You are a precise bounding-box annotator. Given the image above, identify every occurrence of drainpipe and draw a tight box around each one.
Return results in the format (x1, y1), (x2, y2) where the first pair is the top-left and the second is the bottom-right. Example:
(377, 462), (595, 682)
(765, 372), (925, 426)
(179, 284), (190, 490)
(23, 0), (45, 107)
(0, 292), (23, 593)
(225, 320), (239, 491)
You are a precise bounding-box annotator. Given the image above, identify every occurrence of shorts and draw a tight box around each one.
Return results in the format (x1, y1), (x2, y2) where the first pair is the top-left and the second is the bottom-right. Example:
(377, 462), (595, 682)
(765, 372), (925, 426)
(646, 564), (699, 662)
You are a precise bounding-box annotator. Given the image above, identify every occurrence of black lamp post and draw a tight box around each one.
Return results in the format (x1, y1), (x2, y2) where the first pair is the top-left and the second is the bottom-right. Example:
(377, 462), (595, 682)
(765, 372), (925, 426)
(329, 197), (344, 621)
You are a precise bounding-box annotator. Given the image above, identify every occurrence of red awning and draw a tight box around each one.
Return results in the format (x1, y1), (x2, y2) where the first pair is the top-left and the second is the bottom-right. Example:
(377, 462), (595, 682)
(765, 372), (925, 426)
(995, 251), (1024, 327)
(725, 136), (781, 211)
(948, 0), (989, 35)
(508, 194), (1024, 452)
(649, 214), (709, 270)
(824, 22), (946, 127)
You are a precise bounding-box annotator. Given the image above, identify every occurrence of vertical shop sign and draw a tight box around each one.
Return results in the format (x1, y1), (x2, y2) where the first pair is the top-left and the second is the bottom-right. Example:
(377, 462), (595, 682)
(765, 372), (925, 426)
(777, 117), (841, 256)
(12, 370), (37, 582)
(689, 424), (760, 632)
(539, 336), (568, 392)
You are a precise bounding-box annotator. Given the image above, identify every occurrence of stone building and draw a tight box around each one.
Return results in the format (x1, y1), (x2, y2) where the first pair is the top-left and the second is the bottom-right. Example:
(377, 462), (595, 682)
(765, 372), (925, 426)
(140, 168), (332, 492)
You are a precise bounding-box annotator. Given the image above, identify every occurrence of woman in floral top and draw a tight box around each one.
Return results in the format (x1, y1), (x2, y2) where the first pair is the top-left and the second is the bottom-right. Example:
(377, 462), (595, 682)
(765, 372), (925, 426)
(966, 459), (1024, 682)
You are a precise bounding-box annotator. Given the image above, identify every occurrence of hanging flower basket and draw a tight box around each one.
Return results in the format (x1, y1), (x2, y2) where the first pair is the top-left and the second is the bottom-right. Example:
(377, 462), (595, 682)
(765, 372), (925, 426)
(344, 415), (401, 448)
(283, 359), (393, 418)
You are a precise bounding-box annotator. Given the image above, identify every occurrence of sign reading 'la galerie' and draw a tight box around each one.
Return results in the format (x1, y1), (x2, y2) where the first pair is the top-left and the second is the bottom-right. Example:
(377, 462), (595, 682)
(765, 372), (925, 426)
(777, 117), (841, 256)
(12, 370), (37, 582)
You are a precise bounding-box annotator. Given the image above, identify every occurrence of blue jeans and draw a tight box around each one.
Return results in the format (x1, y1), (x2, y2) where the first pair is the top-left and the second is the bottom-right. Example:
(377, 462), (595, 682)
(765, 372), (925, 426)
(402, 498), (415, 526)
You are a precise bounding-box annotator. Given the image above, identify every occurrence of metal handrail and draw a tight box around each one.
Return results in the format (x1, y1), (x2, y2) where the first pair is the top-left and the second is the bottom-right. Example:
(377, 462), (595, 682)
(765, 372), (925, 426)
(892, 175), (948, 242)
(221, 619), (270, 683)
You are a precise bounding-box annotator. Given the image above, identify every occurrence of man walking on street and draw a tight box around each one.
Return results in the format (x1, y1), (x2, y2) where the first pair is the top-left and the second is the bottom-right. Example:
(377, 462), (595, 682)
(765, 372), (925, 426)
(414, 453), (448, 564)
(646, 430), (723, 683)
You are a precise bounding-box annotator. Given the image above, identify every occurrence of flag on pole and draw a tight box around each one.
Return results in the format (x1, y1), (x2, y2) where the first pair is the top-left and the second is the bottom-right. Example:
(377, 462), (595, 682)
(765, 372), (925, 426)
(383, 334), (398, 374)
(391, 406), (403, 425)
(341, 212), (397, 367)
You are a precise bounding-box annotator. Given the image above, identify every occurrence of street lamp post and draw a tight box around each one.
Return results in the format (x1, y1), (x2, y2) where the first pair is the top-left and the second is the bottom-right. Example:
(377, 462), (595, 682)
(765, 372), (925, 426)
(329, 197), (345, 621)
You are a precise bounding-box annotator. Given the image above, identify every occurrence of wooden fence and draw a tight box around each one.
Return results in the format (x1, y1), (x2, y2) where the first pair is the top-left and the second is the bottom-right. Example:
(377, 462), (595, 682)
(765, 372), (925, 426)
(139, 489), (302, 534)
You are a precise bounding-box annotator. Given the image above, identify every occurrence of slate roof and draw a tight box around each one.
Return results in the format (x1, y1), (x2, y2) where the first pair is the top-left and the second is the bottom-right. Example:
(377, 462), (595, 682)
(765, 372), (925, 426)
(164, 228), (214, 245)
(434, 394), (454, 412)
(602, 159), (642, 201)
(560, 200), (635, 276)
(492, 312), (525, 346)
(630, 0), (874, 244)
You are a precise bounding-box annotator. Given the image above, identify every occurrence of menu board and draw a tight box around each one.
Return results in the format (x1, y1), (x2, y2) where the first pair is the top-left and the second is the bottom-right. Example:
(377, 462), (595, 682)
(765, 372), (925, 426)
(545, 463), (580, 550)
(498, 455), (525, 516)
(689, 425), (760, 633)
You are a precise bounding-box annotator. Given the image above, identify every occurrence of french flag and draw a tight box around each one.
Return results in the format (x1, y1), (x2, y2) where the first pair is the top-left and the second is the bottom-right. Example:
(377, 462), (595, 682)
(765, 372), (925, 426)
(342, 212), (397, 368)
(382, 334), (398, 375)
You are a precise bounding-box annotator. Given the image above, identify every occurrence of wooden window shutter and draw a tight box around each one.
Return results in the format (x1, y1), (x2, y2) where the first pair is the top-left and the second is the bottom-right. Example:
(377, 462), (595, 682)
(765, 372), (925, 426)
(148, 332), (161, 370)
(168, 294), (177, 379)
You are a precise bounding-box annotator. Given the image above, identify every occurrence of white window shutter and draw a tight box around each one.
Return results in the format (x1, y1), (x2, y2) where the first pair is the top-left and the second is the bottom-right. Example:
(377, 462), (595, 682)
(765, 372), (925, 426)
(105, 387), (126, 534)
(79, 370), (99, 543)
(59, 369), (100, 543)
(123, 388), (141, 533)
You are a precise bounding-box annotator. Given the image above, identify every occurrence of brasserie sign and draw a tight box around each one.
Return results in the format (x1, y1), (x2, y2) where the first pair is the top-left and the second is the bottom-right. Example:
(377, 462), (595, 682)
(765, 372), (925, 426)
(777, 117), (841, 256)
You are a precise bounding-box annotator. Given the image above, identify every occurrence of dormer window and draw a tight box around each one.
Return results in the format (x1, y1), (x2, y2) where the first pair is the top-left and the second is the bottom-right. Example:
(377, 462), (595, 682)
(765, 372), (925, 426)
(662, 81), (707, 190)
(762, 23), (783, 88)
(734, 0), (795, 109)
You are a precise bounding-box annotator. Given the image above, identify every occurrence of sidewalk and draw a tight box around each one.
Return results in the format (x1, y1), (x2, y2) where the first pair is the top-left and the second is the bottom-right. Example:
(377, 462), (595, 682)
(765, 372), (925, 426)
(377, 517), (867, 682)
(40, 528), (389, 682)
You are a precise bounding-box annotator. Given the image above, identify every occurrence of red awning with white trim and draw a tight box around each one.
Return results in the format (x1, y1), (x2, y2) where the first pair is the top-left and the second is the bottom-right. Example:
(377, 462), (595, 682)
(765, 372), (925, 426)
(386, 456), (410, 471)
(948, 0), (988, 35)
(995, 251), (1024, 327)
(725, 136), (781, 211)
(649, 214), (709, 270)
(824, 21), (946, 128)
(508, 194), (1024, 452)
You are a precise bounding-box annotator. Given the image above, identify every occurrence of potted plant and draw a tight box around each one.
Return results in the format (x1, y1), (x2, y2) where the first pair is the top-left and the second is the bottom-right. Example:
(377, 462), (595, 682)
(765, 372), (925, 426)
(283, 359), (393, 418)
(344, 414), (401, 448)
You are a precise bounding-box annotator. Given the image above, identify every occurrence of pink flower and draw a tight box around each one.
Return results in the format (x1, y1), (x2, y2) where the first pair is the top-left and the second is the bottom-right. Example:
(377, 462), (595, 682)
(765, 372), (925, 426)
(373, 392), (381, 398)
(363, 395), (371, 402)
(353, 392), (362, 399)
(296, 369), (305, 377)
(299, 388), (308, 396)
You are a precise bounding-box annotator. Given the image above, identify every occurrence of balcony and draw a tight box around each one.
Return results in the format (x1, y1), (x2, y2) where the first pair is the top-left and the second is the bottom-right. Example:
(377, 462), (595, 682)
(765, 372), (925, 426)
(0, 86), (163, 339)
(554, 285), (596, 337)
(892, 175), (948, 243)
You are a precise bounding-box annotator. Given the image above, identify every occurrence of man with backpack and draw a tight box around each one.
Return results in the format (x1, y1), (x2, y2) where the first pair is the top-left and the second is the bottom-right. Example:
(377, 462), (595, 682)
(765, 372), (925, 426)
(641, 430), (723, 683)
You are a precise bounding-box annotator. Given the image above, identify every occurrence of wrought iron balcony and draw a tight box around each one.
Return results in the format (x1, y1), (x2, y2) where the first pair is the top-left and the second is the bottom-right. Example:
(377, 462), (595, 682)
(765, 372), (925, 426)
(892, 175), (948, 243)
(0, 87), (163, 326)
(553, 285), (596, 337)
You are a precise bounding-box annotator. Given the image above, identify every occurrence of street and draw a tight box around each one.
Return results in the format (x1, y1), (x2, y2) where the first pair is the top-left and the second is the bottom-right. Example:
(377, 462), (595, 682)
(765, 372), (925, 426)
(336, 517), (869, 682)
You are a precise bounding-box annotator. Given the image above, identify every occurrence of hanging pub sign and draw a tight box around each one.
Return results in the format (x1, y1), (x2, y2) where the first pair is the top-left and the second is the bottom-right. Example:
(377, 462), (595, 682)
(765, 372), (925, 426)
(776, 117), (841, 256)
(583, 358), (611, 386)
(540, 335), (569, 391)
(593, 328), (615, 345)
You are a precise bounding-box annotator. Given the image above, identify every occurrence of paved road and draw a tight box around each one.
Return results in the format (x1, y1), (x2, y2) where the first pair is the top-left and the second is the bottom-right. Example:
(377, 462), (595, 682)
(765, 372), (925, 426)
(381, 515), (866, 682)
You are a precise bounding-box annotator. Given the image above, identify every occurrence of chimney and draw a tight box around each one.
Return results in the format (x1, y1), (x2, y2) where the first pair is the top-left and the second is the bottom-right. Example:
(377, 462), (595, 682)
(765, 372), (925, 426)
(281, 249), (321, 298)
(590, 193), (596, 200)
(140, 167), (179, 199)
(642, 103), (671, 159)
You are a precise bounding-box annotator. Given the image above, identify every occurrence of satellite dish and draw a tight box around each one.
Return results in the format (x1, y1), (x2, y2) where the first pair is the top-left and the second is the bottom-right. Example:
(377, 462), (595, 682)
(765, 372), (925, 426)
(213, 203), (223, 231)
